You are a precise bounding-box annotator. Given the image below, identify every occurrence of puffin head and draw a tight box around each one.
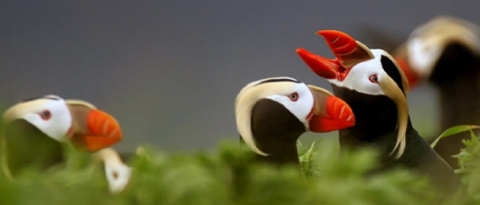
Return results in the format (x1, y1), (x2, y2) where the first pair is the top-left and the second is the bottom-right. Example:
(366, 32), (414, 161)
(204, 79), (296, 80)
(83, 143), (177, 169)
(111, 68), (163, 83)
(3, 95), (122, 152)
(3, 95), (72, 141)
(235, 77), (355, 156)
(394, 16), (480, 87)
(296, 30), (410, 158)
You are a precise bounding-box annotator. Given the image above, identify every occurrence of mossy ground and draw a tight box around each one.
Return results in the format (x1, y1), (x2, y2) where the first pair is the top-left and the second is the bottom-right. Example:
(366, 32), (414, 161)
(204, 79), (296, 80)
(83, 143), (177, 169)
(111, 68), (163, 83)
(2, 125), (480, 204)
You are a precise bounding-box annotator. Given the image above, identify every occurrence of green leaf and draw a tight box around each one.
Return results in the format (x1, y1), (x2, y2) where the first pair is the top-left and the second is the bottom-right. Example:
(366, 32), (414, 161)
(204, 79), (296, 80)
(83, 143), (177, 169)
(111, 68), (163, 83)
(430, 125), (480, 148)
(298, 140), (321, 178)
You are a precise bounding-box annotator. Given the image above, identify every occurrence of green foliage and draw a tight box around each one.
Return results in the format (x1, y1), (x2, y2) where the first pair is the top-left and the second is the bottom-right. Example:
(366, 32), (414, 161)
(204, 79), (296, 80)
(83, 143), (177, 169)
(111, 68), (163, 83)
(430, 125), (480, 148)
(453, 128), (480, 204)
(426, 124), (480, 204)
(7, 133), (480, 205)
(297, 140), (320, 178)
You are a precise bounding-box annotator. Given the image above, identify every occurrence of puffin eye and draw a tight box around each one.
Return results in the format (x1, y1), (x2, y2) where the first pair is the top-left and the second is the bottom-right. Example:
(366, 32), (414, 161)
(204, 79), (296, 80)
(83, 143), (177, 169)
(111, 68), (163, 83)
(287, 92), (299, 102)
(39, 110), (51, 120)
(369, 74), (379, 83)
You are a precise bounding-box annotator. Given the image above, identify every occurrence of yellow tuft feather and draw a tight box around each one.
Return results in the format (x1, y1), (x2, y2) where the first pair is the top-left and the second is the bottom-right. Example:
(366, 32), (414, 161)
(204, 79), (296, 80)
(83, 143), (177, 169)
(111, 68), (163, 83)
(379, 73), (409, 159)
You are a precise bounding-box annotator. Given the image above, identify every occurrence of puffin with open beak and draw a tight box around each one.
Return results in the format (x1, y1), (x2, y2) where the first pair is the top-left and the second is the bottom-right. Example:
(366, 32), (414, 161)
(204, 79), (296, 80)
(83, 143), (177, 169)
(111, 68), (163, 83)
(235, 77), (355, 166)
(393, 16), (480, 169)
(1, 95), (122, 178)
(296, 30), (462, 191)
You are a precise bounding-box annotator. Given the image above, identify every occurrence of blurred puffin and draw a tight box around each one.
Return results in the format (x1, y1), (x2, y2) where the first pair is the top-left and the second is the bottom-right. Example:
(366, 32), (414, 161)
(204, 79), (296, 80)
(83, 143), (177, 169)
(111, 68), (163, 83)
(235, 77), (355, 166)
(1, 95), (129, 192)
(394, 16), (480, 168)
(296, 30), (461, 190)
(94, 148), (132, 194)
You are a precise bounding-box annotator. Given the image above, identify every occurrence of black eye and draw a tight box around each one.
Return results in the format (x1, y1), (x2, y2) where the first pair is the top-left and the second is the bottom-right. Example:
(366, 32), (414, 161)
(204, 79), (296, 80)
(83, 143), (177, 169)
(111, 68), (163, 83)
(369, 74), (379, 83)
(288, 92), (299, 102)
(39, 110), (51, 120)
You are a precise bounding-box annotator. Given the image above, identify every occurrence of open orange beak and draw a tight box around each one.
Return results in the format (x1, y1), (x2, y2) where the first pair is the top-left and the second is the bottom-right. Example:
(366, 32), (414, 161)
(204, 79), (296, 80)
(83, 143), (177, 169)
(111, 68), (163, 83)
(307, 85), (355, 132)
(67, 102), (122, 152)
(296, 48), (341, 80)
(297, 30), (375, 82)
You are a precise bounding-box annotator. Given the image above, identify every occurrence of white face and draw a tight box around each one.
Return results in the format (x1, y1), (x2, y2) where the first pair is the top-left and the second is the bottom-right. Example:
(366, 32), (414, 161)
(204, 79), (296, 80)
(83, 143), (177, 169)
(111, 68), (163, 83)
(328, 49), (392, 96)
(406, 37), (442, 78)
(404, 16), (480, 78)
(235, 77), (315, 156)
(2, 95), (73, 141)
(264, 82), (314, 129)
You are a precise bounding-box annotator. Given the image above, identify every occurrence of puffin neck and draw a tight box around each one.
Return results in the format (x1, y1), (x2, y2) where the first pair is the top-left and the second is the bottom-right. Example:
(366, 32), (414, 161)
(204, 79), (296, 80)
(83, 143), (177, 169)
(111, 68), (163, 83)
(430, 43), (480, 129)
(331, 85), (413, 152)
(250, 99), (305, 166)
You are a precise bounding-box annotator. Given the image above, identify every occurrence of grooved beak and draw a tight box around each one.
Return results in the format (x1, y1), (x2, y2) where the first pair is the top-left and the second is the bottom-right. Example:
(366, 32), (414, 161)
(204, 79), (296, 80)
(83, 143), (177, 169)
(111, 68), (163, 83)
(307, 85), (355, 132)
(297, 30), (374, 81)
(296, 48), (341, 80)
(70, 109), (123, 152)
(317, 30), (358, 56)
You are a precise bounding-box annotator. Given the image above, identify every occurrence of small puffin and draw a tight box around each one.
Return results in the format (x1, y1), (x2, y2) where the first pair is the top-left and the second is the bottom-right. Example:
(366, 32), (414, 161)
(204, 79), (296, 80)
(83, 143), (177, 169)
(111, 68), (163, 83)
(1, 95), (123, 178)
(235, 77), (355, 166)
(94, 148), (132, 194)
(296, 30), (462, 190)
(394, 16), (480, 168)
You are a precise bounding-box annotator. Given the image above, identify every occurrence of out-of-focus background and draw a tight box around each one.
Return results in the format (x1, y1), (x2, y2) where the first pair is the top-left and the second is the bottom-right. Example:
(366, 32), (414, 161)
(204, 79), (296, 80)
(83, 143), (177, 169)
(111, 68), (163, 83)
(1, 1), (477, 152)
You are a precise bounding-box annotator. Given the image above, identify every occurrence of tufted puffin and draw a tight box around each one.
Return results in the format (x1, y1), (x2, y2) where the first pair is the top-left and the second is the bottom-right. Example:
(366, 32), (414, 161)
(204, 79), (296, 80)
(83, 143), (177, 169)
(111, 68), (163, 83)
(235, 77), (355, 166)
(1, 95), (123, 178)
(394, 16), (480, 169)
(296, 30), (462, 191)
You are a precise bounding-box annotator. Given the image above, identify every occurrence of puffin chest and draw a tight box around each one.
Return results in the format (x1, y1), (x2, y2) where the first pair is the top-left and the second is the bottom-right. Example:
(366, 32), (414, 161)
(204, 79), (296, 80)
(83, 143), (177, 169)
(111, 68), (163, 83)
(5, 119), (64, 175)
(250, 99), (305, 148)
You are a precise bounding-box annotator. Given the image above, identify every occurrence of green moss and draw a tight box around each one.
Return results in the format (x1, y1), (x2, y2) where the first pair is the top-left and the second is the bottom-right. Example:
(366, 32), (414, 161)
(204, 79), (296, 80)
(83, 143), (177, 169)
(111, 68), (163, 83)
(4, 131), (480, 204)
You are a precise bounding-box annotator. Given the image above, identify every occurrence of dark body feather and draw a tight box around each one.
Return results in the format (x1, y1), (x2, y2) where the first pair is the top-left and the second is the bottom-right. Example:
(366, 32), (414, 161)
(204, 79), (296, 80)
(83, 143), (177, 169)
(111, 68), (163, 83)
(428, 43), (480, 169)
(242, 99), (305, 166)
(3, 119), (64, 176)
(332, 85), (462, 192)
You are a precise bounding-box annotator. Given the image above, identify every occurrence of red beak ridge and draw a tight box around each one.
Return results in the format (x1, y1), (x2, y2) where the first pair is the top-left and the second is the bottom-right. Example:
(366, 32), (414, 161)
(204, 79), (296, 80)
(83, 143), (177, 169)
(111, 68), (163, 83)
(296, 48), (341, 79)
(309, 95), (355, 132)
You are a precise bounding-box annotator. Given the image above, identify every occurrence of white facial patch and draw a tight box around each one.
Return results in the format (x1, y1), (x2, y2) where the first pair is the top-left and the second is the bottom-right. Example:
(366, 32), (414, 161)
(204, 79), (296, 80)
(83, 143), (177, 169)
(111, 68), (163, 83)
(2, 95), (72, 141)
(407, 38), (441, 77)
(235, 77), (315, 156)
(405, 16), (480, 78)
(264, 83), (314, 129)
(96, 148), (132, 194)
(328, 49), (392, 96)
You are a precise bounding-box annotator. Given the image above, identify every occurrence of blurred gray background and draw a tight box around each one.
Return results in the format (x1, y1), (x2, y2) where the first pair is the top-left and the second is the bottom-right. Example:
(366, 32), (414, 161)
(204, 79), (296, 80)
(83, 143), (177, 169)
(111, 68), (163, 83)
(1, 1), (477, 152)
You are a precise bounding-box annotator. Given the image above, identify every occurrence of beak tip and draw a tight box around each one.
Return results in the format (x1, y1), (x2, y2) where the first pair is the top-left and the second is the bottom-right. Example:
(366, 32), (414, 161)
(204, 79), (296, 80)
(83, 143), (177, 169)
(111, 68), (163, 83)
(316, 30), (342, 41)
(295, 48), (305, 53)
(308, 95), (356, 133)
(295, 48), (311, 58)
(296, 49), (338, 80)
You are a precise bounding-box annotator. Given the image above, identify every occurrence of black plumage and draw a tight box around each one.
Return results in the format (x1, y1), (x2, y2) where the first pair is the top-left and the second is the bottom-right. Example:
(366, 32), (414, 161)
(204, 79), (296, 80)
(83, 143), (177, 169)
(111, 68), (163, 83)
(3, 119), (64, 176)
(296, 29), (462, 192)
(333, 85), (461, 191)
(248, 99), (305, 166)
(427, 43), (480, 168)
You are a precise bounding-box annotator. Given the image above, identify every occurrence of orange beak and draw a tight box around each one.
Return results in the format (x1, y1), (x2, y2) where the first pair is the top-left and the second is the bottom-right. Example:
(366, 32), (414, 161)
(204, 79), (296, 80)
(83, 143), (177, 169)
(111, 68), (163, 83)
(296, 48), (342, 80)
(395, 56), (420, 88)
(70, 109), (123, 152)
(297, 30), (375, 82)
(307, 85), (355, 132)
